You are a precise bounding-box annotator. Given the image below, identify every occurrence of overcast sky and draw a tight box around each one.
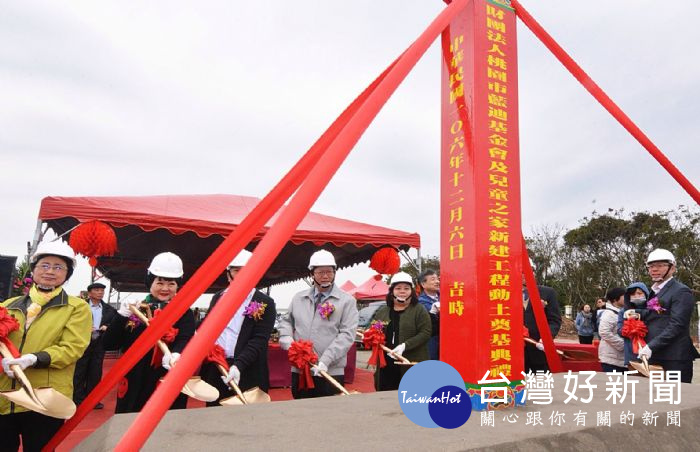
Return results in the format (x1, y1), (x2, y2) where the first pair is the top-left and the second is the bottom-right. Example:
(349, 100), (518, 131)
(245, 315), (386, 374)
(1, 1), (698, 307)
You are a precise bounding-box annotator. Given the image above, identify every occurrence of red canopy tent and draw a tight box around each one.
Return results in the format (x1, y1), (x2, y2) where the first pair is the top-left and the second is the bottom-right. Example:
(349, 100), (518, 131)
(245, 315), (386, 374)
(37, 194), (420, 292)
(339, 280), (357, 292)
(349, 275), (389, 301)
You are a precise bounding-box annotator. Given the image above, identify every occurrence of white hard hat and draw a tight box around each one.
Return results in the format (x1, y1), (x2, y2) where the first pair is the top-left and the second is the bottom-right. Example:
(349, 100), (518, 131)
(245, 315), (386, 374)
(147, 252), (184, 278)
(308, 250), (336, 270)
(228, 249), (252, 268)
(646, 249), (675, 265)
(31, 240), (77, 268)
(390, 271), (414, 287)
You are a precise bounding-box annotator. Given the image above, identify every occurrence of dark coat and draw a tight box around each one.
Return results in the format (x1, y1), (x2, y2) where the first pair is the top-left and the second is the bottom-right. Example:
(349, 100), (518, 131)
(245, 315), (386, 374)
(645, 278), (700, 362)
(523, 285), (562, 341)
(85, 299), (117, 351)
(102, 299), (195, 413)
(199, 289), (276, 399)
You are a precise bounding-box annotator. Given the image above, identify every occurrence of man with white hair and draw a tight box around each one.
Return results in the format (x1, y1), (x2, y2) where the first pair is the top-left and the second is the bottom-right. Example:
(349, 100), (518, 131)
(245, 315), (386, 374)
(638, 248), (699, 383)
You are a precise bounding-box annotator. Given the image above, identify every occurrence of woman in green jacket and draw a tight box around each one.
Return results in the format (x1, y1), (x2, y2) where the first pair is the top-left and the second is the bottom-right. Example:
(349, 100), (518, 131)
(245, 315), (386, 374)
(370, 272), (431, 391)
(0, 240), (91, 452)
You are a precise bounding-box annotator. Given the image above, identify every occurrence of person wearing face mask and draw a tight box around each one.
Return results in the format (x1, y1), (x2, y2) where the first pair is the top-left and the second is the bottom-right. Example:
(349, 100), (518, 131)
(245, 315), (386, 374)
(618, 281), (651, 367)
(277, 250), (358, 399)
(370, 272), (431, 391)
(0, 240), (91, 452)
(636, 249), (700, 383)
(102, 252), (195, 413)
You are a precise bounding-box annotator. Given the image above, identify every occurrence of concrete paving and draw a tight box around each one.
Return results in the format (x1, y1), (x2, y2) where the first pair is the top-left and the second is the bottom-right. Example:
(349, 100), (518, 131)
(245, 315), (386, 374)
(76, 371), (700, 451)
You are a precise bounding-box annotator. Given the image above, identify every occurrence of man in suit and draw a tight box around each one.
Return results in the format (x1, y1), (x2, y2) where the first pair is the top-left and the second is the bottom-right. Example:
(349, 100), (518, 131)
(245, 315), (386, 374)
(73, 282), (117, 409)
(522, 260), (562, 373)
(199, 249), (276, 405)
(638, 249), (699, 383)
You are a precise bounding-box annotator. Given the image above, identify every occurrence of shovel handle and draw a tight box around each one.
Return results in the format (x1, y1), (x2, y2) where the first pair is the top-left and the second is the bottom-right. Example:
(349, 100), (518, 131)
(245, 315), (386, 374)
(129, 305), (171, 356)
(216, 364), (247, 404)
(0, 342), (45, 407)
(523, 336), (566, 357)
(311, 365), (350, 396)
(355, 330), (411, 364)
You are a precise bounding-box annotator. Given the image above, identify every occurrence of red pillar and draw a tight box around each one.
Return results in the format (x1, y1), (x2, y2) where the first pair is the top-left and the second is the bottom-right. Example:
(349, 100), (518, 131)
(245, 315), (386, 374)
(440, 0), (525, 409)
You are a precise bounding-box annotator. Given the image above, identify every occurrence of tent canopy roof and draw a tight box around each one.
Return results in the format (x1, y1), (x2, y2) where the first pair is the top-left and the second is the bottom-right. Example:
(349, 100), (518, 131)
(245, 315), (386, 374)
(349, 275), (390, 300)
(38, 195), (420, 292)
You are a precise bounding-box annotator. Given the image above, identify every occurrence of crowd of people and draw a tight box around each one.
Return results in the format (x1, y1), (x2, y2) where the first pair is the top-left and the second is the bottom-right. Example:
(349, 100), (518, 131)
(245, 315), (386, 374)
(0, 239), (697, 451)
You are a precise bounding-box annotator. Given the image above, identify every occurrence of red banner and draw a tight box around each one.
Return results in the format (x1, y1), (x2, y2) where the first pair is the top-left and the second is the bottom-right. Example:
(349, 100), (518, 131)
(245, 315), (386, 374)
(440, 0), (523, 383)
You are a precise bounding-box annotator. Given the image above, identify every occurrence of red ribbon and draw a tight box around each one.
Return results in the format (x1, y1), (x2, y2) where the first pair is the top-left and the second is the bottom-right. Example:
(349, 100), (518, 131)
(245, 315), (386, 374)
(150, 310), (179, 368)
(288, 340), (317, 390)
(621, 318), (648, 354)
(205, 344), (229, 370)
(0, 307), (21, 375)
(363, 329), (386, 368)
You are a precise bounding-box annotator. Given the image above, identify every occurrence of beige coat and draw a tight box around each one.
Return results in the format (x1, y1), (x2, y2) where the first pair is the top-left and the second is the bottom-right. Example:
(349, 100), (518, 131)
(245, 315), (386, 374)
(598, 302), (625, 368)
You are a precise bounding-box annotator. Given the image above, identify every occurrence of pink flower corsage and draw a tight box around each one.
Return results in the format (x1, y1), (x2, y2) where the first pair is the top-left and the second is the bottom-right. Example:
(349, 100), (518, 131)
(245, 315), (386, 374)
(647, 296), (666, 313)
(318, 301), (335, 320)
(370, 320), (387, 331)
(244, 301), (267, 321)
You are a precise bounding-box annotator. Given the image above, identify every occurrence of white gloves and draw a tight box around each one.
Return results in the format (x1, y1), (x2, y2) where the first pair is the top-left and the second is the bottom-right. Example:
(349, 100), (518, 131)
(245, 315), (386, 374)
(624, 309), (640, 320)
(391, 343), (406, 357)
(535, 341), (545, 352)
(222, 365), (241, 385)
(118, 298), (141, 317)
(429, 302), (440, 315)
(279, 336), (293, 351)
(312, 361), (328, 377)
(638, 345), (652, 360)
(162, 352), (180, 370)
(2, 354), (38, 379)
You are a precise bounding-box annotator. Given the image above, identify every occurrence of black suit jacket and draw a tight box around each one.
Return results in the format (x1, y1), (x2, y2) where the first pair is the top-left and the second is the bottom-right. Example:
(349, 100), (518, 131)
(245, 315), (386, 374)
(204, 289), (276, 391)
(645, 278), (700, 361)
(88, 299), (118, 350)
(523, 285), (562, 341)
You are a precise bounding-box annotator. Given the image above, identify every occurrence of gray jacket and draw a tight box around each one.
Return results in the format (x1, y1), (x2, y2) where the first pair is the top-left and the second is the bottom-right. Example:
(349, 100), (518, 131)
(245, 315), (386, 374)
(278, 284), (359, 375)
(598, 303), (624, 367)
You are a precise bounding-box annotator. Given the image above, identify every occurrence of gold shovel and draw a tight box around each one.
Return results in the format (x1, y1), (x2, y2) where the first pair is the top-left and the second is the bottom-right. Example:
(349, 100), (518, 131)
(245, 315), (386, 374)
(629, 340), (663, 377)
(0, 342), (76, 419)
(309, 364), (360, 396)
(129, 306), (219, 402)
(355, 330), (416, 366)
(215, 364), (271, 406)
(523, 337), (593, 360)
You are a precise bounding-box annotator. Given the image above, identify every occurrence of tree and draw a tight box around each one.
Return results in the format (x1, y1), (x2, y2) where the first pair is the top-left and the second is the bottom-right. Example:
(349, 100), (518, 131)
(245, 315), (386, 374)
(399, 254), (440, 285)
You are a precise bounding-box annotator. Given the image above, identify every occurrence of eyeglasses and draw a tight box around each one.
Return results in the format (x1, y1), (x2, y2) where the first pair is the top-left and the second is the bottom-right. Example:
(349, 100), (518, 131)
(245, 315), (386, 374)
(313, 270), (335, 276)
(36, 263), (68, 272)
(646, 262), (671, 270)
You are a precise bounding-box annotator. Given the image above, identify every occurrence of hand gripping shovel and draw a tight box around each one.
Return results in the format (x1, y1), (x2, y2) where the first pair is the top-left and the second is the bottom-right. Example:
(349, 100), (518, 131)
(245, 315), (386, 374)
(355, 330), (416, 367)
(309, 364), (360, 396)
(0, 342), (76, 419)
(216, 364), (271, 406)
(629, 340), (664, 377)
(129, 306), (219, 402)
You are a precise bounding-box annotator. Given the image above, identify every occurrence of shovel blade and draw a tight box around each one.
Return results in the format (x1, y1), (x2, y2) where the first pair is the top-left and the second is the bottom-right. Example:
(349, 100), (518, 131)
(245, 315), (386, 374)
(219, 394), (246, 406)
(0, 387), (76, 419)
(182, 377), (219, 402)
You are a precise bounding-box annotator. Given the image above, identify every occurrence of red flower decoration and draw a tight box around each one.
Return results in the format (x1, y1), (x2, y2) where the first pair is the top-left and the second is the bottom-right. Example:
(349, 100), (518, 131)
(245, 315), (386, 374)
(621, 318), (648, 354)
(363, 328), (387, 368)
(69, 220), (118, 267)
(117, 377), (128, 398)
(0, 307), (20, 339)
(288, 340), (318, 390)
(369, 247), (400, 275)
(206, 344), (229, 370)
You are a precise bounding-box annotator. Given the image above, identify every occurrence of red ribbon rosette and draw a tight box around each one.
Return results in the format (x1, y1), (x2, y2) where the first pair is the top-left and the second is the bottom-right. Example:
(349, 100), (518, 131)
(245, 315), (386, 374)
(150, 309), (179, 368)
(0, 307), (21, 375)
(363, 329), (387, 368)
(206, 344), (229, 370)
(621, 318), (648, 354)
(288, 340), (318, 390)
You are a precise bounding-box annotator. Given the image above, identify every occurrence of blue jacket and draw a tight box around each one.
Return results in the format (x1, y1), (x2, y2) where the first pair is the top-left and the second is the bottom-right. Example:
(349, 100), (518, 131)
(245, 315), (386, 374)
(418, 292), (438, 312)
(575, 312), (594, 336)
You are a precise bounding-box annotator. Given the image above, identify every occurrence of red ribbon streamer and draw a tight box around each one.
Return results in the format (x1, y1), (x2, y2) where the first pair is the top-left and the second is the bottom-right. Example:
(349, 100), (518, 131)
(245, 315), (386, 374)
(0, 307), (21, 374)
(150, 310), (179, 368)
(205, 344), (229, 370)
(621, 318), (648, 354)
(288, 340), (317, 390)
(363, 329), (386, 368)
